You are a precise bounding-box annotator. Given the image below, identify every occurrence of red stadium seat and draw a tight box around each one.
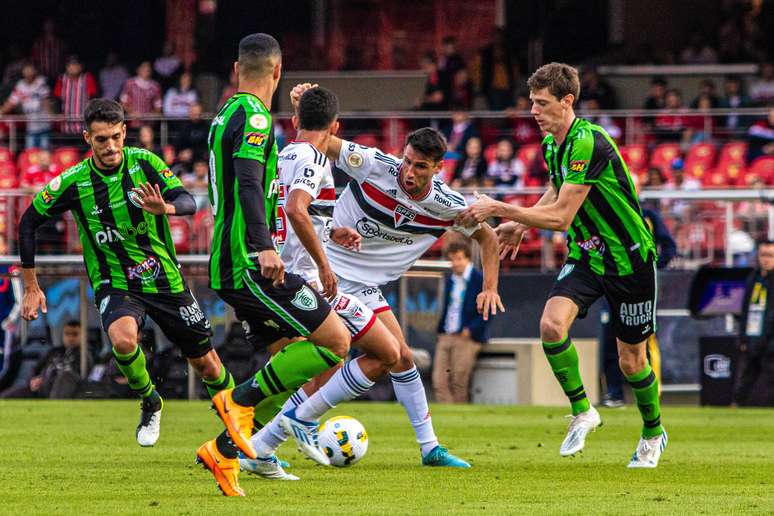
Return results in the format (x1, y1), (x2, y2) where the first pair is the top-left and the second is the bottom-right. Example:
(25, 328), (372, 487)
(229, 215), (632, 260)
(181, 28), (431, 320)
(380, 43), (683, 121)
(0, 147), (14, 165)
(168, 217), (191, 253)
(620, 144), (648, 173)
(192, 209), (214, 253)
(516, 144), (541, 168)
(352, 133), (380, 149)
(725, 163), (745, 186)
(749, 157), (774, 184)
(52, 147), (81, 169)
(0, 163), (18, 188)
(17, 148), (40, 172)
(684, 143), (717, 181)
(717, 141), (747, 167)
(649, 143), (681, 171)
(483, 144), (497, 163)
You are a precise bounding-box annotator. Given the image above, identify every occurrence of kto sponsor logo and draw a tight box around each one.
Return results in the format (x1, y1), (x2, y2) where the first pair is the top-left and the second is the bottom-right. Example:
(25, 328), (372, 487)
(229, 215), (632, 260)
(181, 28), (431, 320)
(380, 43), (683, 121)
(355, 218), (414, 245)
(126, 256), (161, 283)
(619, 301), (653, 326)
(578, 235), (606, 255)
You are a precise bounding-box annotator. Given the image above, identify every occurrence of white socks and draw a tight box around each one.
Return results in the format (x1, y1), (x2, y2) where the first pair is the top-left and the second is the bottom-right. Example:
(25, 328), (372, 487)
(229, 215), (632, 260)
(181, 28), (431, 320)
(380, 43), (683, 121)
(390, 366), (439, 457)
(296, 358), (375, 421)
(251, 389), (308, 456)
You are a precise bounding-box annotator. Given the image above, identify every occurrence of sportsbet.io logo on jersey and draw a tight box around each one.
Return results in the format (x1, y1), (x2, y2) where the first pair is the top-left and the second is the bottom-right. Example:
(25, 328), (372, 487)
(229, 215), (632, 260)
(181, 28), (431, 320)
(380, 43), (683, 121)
(355, 218), (414, 245)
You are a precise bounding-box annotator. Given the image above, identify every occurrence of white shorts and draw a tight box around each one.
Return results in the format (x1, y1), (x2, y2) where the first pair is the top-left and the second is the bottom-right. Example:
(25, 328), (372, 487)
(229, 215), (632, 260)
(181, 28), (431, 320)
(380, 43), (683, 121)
(307, 276), (377, 341)
(336, 276), (392, 314)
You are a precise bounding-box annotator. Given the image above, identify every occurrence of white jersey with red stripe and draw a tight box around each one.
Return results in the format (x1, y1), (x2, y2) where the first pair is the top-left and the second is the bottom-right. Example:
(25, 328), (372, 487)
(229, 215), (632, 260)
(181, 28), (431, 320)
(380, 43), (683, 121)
(277, 141), (336, 283)
(328, 140), (480, 286)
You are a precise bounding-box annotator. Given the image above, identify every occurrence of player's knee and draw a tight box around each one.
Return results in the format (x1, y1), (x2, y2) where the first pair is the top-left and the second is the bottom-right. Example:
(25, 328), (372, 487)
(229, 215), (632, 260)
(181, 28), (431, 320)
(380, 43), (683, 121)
(108, 329), (138, 354)
(381, 340), (401, 370)
(539, 315), (566, 343)
(618, 351), (647, 376)
(396, 342), (414, 369)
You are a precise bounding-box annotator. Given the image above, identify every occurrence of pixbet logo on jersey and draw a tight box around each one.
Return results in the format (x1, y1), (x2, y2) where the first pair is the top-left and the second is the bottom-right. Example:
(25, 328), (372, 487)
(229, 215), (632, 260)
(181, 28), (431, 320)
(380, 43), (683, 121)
(393, 204), (417, 227)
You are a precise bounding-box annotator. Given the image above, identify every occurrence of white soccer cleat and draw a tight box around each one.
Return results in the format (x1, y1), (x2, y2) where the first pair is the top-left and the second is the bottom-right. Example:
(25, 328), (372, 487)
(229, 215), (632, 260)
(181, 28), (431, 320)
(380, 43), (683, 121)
(627, 430), (668, 468)
(559, 406), (602, 457)
(239, 454), (300, 480)
(136, 397), (162, 447)
(279, 408), (331, 466)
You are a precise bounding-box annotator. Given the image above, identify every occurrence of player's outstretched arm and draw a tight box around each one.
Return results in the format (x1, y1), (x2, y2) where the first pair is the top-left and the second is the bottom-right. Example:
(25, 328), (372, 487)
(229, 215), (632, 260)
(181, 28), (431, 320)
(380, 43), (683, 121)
(494, 184), (559, 260)
(18, 207), (48, 321)
(131, 181), (196, 216)
(460, 183), (590, 232)
(285, 189), (337, 300)
(470, 223), (505, 321)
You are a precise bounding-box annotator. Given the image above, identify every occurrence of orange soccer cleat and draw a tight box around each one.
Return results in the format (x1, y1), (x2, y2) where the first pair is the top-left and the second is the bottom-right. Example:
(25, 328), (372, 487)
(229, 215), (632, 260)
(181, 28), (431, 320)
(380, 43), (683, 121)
(196, 439), (245, 497)
(211, 388), (257, 459)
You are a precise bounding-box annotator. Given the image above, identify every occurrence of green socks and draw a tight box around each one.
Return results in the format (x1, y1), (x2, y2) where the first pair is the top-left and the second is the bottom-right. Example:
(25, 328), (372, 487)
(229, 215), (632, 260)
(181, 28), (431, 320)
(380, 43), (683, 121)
(543, 336), (590, 416)
(112, 346), (155, 398)
(202, 365), (235, 398)
(626, 365), (664, 438)
(231, 340), (342, 407)
(253, 392), (293, 429)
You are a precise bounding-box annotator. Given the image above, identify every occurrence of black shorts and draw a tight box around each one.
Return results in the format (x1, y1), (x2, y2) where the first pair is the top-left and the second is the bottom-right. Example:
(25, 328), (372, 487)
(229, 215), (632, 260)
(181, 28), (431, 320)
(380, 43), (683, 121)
(548, 259), (657, 344)
(96, 288), (213, 359)
(216, 269), (331, 350)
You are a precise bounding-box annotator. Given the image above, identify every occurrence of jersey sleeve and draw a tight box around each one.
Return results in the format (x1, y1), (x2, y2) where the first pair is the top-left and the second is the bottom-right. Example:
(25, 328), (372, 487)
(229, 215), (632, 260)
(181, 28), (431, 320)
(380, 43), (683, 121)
(142, 150), (184, 194)
(564, 130), (606, 185)
(435, 182), (481, 237)
(31, 173), (75, 218)
(287, 159), (326, 199)
(232, 108), (273, 163)
(336, 140), (398, 183)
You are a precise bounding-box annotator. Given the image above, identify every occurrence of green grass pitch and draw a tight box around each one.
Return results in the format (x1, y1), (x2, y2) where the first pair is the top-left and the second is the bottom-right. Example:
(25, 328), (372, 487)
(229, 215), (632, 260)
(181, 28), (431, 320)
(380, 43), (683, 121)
(1, 401), (773, 515)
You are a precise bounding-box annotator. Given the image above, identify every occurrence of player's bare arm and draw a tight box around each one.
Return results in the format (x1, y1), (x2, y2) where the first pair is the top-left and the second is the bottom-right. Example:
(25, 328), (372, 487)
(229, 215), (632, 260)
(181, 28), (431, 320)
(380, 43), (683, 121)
(285, 188), (338, 300)
(461, 182), (590, 232)
(470, 223), (505, 320)
(495, 184), (558, 260)
(329, 227), (361, 251)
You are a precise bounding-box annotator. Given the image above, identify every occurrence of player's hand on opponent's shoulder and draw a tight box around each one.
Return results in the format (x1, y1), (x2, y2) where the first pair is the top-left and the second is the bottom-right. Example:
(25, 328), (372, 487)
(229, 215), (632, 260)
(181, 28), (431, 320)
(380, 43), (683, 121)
(21, 285), (47, 321)
(289, 83), (319, 110)
(476, 289), (505, 321)
(458, 192), (501, 226)
(258, 249), (285, 286)
(132, 181), (170, 215)
(330, 226), (361, 252)
(494, 222), (526, 261)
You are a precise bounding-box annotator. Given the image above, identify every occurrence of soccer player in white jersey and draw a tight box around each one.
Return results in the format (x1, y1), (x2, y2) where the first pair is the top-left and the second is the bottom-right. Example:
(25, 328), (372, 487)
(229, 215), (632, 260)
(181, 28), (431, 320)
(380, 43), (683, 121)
(239, 87), (404, 477)
(280, 83), (504, 468)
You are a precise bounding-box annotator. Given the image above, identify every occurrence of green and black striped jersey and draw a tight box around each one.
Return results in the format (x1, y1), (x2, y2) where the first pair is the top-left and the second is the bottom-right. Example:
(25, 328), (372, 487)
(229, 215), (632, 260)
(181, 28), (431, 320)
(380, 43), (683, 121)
(31, 147), (186, 294)
(207, 92), (278, 290)
(542, 117), (656, 276)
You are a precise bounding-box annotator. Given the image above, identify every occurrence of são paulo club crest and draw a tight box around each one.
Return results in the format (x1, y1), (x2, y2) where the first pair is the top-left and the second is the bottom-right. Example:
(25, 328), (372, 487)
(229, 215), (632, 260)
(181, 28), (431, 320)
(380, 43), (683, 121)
(393, 204), (416, 227)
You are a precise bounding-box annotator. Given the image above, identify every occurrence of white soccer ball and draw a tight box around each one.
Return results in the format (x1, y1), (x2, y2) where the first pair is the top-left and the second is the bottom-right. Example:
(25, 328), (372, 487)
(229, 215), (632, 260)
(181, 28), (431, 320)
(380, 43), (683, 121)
(319, 416), (369, 467)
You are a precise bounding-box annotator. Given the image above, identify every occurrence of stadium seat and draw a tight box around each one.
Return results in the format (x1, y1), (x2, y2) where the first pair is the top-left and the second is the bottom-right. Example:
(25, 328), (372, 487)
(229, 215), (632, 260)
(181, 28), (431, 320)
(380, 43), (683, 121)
(717, 141), (747, 167)
(684, 143), (717, 182)
(352, 133), (380, 149)
(749, 156), (774, 184)
(52, 147), (82, 169)
(619, 144), (648, 174)
(0, 147), (14, 165)
(724, 163), (745, 186)
(441, 158), (457, 184)
(484, 143), (497, 163)
(192, 210), (213, 253)
(168, 217), (191, 253)
(649, 143), (681, 171)
(0, 163), (18, 188)
(516, 144), (541, 168)
(17, 148), (40, 172)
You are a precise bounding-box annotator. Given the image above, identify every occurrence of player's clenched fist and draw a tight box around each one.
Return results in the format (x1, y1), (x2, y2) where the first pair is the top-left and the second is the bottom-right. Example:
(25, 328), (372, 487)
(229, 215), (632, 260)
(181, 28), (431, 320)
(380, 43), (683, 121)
(290, 83), (319, 110)
(22, 286), (47, 321)
(258, 249), (285, 285)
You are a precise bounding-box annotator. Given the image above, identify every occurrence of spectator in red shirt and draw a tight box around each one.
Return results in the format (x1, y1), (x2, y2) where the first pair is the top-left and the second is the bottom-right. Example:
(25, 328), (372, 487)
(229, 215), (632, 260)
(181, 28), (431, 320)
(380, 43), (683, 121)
(507, 93), (542, 146)
(21, 149), (60, 191)
(416, 52), (446, 111)
(54, 56), (98, 135)
(653, 88), (694, 144)
(32, 19), (66, 81)
(120, 61), (162, 128)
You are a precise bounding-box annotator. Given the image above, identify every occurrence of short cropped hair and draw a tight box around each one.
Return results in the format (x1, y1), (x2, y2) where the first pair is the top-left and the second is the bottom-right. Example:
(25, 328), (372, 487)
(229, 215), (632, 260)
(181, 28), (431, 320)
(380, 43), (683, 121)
(238, 33), (282, 78)
(445, 241), (471, 259)
(527, 62), (580, 103)
(298, 87), (339, 130)
(405, 127), (446, 162)
(83, 98), (124, 128)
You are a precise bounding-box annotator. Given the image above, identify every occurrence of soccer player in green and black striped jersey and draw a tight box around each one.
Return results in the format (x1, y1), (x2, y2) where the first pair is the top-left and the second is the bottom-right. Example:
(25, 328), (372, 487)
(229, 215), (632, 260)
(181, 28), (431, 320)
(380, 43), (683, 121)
(19, 99), (235, 447)
(461, 62), (667, 468)
(195, 33), (350, 496)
